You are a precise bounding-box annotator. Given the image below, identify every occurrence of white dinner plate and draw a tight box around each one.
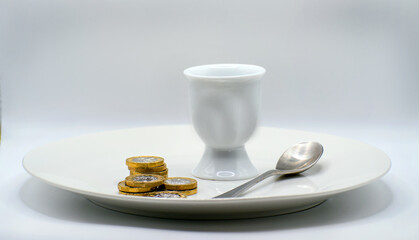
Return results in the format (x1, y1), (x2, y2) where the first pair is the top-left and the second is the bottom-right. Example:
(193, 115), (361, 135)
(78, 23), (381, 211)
(23, 125), (391, 219)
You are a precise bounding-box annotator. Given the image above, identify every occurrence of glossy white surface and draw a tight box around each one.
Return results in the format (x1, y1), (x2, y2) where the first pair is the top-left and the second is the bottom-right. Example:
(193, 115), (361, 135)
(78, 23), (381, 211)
(184, 64), (265, 79)
(185, 64), (265, 180)
(23, 125), (390, 219)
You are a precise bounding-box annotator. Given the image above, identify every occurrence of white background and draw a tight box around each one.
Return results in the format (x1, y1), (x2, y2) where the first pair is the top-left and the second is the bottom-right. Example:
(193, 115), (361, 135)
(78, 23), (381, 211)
(0, 0), (418, 239)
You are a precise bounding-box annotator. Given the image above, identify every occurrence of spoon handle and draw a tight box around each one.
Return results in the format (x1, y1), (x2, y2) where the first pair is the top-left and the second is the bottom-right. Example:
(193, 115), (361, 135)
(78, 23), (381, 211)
(213, 169), (280, 198)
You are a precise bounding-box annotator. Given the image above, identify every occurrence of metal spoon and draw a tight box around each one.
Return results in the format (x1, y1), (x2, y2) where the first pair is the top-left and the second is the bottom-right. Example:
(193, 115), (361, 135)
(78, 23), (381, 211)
(213, 141), (323, 198)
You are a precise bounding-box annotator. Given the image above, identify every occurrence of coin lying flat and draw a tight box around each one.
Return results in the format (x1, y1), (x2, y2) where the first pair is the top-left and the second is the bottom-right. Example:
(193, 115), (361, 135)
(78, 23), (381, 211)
(125, 174), (165, 188)
(119, 184), (165, 195)
(126, 156), (164, 168)
(164, 177), (197, 190)
(129, 163), (167, 173)
(118, 191), (149, 196)
(131, 169), (168, 178)
(117, 181), (157, 193)
(141, 191), (186, 198)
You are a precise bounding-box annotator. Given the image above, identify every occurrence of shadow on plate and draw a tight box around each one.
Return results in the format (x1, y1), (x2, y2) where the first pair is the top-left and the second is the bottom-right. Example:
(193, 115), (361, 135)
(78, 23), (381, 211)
(20, 178), (393, 232)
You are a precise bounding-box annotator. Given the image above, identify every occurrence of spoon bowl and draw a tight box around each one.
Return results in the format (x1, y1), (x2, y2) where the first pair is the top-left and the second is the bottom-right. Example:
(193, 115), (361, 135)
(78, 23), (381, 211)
(214, 141), (323, 198)
(276, 142), (323, 173)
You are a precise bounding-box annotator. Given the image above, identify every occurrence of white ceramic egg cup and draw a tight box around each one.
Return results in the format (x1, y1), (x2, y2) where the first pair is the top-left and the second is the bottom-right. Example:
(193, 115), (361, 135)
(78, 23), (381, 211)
(184, 64), (265, 180)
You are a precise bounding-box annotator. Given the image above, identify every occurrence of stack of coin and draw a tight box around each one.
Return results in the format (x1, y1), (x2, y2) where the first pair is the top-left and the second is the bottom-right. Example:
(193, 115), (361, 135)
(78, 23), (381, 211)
(118, 155), (198, 198)
(164, 177), (198, 196)
(118, 174), (166, 195)
(126, 156), (168, 178)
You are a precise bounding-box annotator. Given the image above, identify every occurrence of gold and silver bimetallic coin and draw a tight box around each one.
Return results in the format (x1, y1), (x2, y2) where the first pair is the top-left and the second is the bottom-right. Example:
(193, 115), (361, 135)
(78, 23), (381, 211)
(118, 191), (149, 196)
(126, 156), (165, 168)
(117, 181), (158, 193)
(164, 177), (197, 190)
(128, 163), (167, 173)
(125, 174), (165, 188)
(131, 168), (168, 178)
(142, 191), (187, 198)
(119, 184), (166, 195)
